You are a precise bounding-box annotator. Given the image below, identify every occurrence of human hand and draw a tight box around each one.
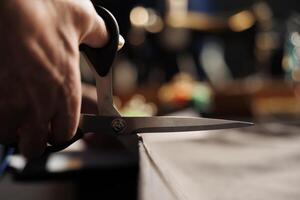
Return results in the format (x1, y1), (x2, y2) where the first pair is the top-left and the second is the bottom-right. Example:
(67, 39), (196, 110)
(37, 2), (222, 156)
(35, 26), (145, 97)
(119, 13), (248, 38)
(0, 0), (108, 158)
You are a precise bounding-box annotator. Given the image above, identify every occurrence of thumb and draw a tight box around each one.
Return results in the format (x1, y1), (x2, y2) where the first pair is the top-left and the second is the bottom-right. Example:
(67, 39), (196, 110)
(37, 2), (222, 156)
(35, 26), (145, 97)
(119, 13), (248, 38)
(80, 14), (109, 48)
(72, 1), (109, 48)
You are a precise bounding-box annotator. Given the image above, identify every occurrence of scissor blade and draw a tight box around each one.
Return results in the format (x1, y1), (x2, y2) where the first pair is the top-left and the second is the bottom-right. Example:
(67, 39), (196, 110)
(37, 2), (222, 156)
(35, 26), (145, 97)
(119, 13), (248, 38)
(80, 115), (253, 135)
(124, 116), (252, 134)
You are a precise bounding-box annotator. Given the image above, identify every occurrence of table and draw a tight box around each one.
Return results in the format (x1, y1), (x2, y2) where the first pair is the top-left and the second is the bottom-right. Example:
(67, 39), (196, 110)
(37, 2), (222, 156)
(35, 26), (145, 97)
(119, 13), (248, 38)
(2, 119), (300, 200)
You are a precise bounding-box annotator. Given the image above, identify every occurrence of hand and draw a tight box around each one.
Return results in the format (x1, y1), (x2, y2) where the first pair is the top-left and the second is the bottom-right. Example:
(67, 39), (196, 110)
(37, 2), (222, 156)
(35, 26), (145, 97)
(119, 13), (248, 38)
(0, 0), (108, 158)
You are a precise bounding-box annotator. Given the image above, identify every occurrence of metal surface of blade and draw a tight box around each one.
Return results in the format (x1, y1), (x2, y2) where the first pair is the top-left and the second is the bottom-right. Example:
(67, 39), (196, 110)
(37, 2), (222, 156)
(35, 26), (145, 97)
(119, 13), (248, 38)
(95, 71), (120, 116)
(80, 115), (253, 136)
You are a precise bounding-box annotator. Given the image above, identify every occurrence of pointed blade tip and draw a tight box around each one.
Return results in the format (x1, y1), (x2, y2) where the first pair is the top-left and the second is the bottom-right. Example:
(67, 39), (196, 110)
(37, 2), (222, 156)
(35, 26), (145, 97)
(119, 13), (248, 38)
(234, 121), (254, 128)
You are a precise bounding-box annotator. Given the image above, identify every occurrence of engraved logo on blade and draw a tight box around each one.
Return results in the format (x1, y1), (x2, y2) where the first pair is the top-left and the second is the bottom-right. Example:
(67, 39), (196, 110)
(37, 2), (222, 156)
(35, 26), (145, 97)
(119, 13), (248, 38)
(111, 118), (127, 134)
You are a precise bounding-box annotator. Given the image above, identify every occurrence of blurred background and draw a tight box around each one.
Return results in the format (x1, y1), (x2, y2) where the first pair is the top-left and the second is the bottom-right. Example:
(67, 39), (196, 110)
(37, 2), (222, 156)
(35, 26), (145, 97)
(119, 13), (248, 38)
(1, 1), (300, 200)
(81, 0), (300, 120)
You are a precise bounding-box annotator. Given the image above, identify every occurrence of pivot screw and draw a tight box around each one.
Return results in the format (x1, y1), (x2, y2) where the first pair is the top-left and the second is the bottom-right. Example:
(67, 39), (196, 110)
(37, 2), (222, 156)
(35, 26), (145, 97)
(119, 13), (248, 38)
(111, 118), (126, 134)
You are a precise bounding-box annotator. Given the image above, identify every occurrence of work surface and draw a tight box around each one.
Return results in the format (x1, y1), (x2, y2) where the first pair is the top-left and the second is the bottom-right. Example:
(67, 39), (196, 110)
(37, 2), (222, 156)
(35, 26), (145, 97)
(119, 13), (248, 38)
(139, 119), (300, 200)
(1, 119), (300, 200)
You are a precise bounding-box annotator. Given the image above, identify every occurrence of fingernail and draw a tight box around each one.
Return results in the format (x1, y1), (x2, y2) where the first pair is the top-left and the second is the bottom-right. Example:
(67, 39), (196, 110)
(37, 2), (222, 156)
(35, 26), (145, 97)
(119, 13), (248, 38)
(118, 35), (125, 50)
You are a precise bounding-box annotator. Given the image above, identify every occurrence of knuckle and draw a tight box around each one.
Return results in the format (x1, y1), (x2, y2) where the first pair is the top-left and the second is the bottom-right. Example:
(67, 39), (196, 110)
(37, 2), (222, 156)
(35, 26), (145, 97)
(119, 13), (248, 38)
(50, 70), (65, 87)
(71, 0), (94, 25)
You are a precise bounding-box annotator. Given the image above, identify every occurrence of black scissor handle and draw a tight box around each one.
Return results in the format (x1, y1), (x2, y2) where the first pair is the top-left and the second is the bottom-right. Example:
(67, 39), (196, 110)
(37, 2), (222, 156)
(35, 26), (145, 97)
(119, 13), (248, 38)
(44, 128), (84, 154)
(80, 5), (120, 77)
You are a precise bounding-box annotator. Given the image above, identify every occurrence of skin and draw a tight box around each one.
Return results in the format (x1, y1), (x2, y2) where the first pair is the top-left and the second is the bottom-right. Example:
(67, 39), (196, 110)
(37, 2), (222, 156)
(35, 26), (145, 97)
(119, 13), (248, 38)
(0, 0), (109, 159)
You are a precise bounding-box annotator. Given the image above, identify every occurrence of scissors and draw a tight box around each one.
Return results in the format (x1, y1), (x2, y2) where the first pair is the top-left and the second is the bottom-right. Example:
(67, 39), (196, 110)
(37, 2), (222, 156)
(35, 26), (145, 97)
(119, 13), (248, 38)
(41, 5), (252, 153)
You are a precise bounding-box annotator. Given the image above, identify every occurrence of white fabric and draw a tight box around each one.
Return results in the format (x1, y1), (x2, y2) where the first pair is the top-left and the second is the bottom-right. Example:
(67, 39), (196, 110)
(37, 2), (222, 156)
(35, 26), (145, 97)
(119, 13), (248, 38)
(139, 122), (300, 200)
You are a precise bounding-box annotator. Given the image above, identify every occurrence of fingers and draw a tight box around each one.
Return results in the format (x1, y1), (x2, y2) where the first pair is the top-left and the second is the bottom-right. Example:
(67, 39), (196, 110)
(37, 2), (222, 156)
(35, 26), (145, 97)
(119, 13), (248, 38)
(50, 62), (82, 145)
(16, 62), (82, 158)
(18, 123), (48, 159)
(0, 113), (23, 146)
(50, 99), (80, 145)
